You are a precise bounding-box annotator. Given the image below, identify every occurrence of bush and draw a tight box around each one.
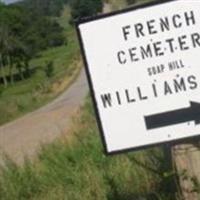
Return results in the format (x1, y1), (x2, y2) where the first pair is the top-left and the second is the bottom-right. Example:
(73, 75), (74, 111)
(70, 0), (103, 22)
(0, 99), (177, 200)
(45, 61), (54, 78)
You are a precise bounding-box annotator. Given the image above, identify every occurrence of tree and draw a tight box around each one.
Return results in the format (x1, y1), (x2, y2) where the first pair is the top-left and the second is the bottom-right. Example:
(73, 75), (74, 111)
(0, 0), (66, 86)
(70, 0), (103, 22)
(45, 61), (54, 78)
(0, 23), (28, 85)
(22, 0), (66, 17)
(0, 26), (11, 87)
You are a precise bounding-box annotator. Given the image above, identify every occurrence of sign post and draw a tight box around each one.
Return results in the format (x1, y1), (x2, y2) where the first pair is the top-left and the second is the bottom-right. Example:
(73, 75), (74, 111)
(172, 144), (200, 199)
(77, 0), (200, 198)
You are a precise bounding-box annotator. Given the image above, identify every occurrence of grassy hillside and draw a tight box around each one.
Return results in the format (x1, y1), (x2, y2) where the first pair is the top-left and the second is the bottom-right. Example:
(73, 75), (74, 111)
(0, 6), (81, 125)
(0, 98), (177, 200)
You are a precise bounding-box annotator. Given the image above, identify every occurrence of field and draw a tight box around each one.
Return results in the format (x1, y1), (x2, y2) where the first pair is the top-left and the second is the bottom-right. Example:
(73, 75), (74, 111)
(0, 98), (177, 200)
(0, 6), (80, 125)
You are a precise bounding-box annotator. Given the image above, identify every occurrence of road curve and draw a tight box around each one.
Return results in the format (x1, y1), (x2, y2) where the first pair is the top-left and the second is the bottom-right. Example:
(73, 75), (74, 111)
(0, 69), (88, 164)
(0, 4), (112, 164)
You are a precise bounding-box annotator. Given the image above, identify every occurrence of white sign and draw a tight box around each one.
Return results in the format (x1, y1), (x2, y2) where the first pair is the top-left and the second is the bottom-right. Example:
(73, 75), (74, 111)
(77, 0), (200, 154)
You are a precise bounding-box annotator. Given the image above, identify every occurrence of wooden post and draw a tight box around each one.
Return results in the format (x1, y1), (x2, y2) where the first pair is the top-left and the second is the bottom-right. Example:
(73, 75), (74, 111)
(172, 143), (200, 200)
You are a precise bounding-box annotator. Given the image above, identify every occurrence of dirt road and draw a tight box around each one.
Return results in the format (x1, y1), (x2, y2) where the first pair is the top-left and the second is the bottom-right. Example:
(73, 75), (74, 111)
(0, 69), (88, 164)
(0, 4), (111, 164)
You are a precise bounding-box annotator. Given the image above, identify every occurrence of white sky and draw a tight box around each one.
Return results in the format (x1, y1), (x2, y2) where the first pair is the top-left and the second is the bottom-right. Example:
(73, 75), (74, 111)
(2, 0), (19, 4)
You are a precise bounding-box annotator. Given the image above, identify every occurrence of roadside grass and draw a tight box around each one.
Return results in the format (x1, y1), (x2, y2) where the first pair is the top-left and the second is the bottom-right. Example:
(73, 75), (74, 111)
(0, 6), (80, 125)
(108, 0), (156, 10)
(0, 98), (177, 200)
(107, 0), (127, 10)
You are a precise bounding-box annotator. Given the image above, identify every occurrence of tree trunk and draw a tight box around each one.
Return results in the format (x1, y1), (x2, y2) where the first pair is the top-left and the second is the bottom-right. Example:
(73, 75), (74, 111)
(9, 64), (14, 84)
(8, 56), (14, 84)
(0, 65), (7, 87)
(24, 60), (30, 78)
(172, 143), (200, 200)
(17, 63), (24, 80)
(0, 55), (8, 87)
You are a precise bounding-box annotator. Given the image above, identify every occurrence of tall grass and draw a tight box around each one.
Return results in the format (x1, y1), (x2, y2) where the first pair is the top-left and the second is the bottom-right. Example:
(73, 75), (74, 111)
(0, 98), (177, 200)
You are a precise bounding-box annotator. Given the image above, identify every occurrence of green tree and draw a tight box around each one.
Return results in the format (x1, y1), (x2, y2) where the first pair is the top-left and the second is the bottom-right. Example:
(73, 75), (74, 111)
(45, 61), (54, 78)
(0, 26), (11, 87)
(0, 0), (66, 86)
(70, 0), (103, 22)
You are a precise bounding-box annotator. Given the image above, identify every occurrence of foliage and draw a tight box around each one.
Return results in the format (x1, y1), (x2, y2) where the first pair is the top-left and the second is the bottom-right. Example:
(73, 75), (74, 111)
(45, 61), (54, 78)
(70, 0), (103, 22)
(0, 99), (177, 200)
(0, 1), (65, 87)
(0, 6), (80, 125)
(19, 0), (68, 17)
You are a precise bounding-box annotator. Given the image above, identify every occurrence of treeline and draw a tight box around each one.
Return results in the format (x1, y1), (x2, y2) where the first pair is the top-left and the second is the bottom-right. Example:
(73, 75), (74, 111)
(19, 0), (69, 17)
(0, 0), (103, 87)
(69, 0), (103, 22)
(0, 0), (68, 86)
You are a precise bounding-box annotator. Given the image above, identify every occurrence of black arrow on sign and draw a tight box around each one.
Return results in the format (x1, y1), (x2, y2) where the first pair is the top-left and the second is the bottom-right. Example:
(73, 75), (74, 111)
(144, 102), (200, 130)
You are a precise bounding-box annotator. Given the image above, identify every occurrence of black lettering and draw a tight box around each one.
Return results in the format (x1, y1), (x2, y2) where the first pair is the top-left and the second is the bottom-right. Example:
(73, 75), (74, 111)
(101, 93), (112, 108)
(185, 11), (196, 26)
(164, 82), (173, 95)
(172, 14), (182, 28)
(173, 77), (186, 93)
(152, 83), (158, 97)
(178, 35), (189, 50)
(125, 89), (136, 103)
(116, 92), (122, 105)
(141, 44), (152, 59)
(153, 41), (164, 56)
(191, 33), (200, 48)
(165, 38), (175, 53)
(135, 23), (145, 38)
(117, 51), (126, 64)
(129, 47), (139, 62)
(147, 20), (157, 35)
(148, 68), (152, 76)
(137, 87), (148, 100)
(160, 17), (170, 32)
(188, 75), (198, 89)
(122, 25), (131, 41)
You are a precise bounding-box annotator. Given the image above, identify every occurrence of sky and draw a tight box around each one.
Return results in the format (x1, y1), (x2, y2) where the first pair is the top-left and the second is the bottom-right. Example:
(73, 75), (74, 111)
(2, 0), (19, 4)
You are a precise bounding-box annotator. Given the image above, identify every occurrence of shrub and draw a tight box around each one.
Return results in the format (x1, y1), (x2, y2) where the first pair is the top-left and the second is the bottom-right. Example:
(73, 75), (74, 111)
(45, 61), (54, 78)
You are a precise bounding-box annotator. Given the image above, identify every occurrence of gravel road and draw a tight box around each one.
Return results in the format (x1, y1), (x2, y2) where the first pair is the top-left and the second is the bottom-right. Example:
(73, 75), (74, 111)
(0, 69), (88, 164)
(0, 4), (111, 164)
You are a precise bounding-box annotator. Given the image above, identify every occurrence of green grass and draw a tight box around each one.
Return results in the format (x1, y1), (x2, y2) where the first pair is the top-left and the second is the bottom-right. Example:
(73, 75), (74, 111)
(107, 0), (127, 10)
(0, 98), (177, 200)
(0, 6), (80, 125)
(108, 0), (156, 10)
